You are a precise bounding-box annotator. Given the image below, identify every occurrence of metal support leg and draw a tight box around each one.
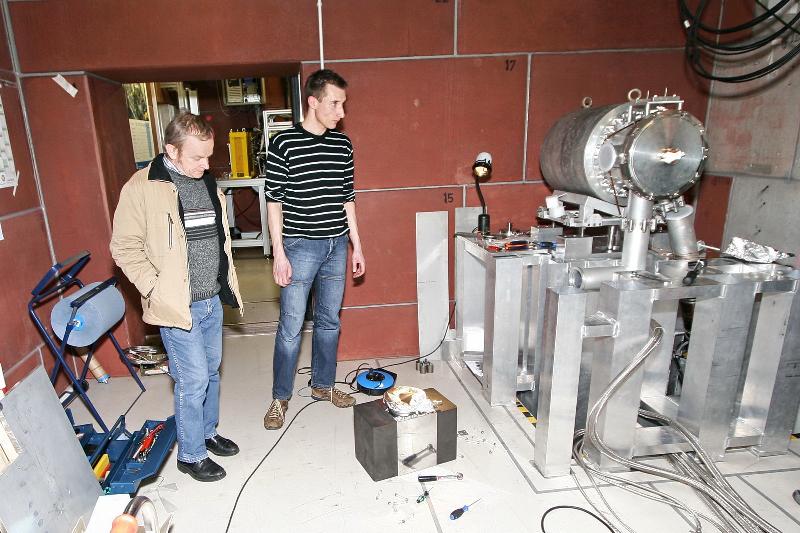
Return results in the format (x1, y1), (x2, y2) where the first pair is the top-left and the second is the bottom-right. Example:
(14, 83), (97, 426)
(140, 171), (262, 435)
(680, 284), (756, 460)
(455, 238), (485, 356)
(642, 299), (679, 399)
(527, 255), (552, 398)
(483, 256), (523, 406)
(534, 287), (587, 477)
(741, 288), (800, 455)
(585, 282), (652, 470)
(107, 332), (146, 392)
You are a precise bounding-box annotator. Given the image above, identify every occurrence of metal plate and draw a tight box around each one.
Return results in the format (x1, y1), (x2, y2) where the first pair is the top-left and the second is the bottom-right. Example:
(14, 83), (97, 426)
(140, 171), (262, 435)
(622, 110), (707, 199)
(0, 367), (100, 532)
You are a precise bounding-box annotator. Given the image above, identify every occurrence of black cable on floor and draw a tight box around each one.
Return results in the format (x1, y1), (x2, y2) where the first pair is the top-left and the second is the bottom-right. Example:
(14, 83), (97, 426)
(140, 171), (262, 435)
(224, 400), (321, 533)
(302, 303), (457, 392)
(379, 302), (456, 371)
(540, 505), (614, 533)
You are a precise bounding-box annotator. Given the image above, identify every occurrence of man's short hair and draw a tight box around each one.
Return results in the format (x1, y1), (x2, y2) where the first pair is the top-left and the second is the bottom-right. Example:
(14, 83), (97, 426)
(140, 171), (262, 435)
(164, 112), (214, 151)
(304, 69), (348, 101)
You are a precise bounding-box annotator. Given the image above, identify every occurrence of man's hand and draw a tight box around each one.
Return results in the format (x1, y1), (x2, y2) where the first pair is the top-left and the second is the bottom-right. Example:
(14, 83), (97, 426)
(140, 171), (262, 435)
(352, 249), (366, 278)
(273, 253), (292, 287)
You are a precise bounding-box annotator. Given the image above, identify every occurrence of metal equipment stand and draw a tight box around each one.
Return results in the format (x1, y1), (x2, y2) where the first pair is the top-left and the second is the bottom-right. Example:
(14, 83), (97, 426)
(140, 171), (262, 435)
(28, 250), (145, 433)
(455, 236), (544, 405)
(534, 264), (800, 477)
(27, 251), (177, 495)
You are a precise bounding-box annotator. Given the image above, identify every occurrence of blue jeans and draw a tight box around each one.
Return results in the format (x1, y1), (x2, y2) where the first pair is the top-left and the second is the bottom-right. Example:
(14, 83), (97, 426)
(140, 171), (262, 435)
(273, 235), (348, 400)
(161, 295), (223, 462)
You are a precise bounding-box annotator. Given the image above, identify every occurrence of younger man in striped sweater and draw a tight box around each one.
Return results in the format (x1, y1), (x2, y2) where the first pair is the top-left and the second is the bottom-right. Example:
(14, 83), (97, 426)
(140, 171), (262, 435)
(263, 69), (366, 430)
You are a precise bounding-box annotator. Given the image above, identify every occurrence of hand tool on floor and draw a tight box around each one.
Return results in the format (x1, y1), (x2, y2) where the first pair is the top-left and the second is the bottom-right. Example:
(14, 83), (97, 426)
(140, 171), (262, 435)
(416, 486), (433, 503)
(450, 499), (481, 520)
(417, 472), (463, 482)
(132, 422), (165, 461)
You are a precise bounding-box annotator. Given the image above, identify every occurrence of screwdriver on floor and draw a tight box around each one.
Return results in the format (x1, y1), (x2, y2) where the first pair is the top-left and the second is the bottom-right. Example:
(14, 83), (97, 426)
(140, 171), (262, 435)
(450, 499), (481, 520)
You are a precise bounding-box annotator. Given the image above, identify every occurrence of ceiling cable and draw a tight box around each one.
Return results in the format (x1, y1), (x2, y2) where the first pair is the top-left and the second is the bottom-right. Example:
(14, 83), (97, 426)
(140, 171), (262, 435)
(681, 0), (800, 83)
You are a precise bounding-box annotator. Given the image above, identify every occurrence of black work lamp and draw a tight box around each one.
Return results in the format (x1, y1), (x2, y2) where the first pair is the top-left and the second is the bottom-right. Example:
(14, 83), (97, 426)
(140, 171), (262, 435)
(472, 152), (492, 234)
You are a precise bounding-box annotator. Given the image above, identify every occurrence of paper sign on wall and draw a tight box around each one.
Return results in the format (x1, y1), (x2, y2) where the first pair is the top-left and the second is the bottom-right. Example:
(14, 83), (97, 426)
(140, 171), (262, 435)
(0, 94), (18, 192)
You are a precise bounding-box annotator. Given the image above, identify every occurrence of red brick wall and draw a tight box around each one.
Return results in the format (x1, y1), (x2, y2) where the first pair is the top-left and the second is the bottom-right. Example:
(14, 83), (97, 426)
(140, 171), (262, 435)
(0, 1), (734, 375)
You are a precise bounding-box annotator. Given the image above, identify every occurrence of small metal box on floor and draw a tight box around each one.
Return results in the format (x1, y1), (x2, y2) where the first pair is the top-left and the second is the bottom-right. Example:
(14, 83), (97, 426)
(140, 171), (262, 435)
(353, 388), (457, 481)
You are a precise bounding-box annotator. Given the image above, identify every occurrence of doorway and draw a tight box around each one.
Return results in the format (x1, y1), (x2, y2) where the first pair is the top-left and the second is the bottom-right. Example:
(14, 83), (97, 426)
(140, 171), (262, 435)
(116, 66), (303, 333)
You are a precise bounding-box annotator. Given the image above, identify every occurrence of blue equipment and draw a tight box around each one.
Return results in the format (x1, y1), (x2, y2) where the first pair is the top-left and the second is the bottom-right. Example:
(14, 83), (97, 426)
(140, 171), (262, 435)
(28, 251), (176, 494)
(355, 368), (396, 395)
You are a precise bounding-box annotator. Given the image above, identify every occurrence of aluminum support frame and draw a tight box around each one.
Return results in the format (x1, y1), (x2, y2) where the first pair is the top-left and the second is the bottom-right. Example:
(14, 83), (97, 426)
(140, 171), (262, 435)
(483, 252), (524, 406)
(455, 236), (545, 405)
(534, 265), (800, 477)
(740, 278), (800, 455)
(534, 287), (588, 477)
(455, 237), (486, 357)
(584, 279), (655, 471)
(641, 299), (680, 398)
(678, 283), (756, 460)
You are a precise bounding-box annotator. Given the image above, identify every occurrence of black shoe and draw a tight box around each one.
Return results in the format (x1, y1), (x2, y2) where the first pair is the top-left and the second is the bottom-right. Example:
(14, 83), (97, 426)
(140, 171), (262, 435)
(177, 457), (226, 482)
(205, 434), (240, 457)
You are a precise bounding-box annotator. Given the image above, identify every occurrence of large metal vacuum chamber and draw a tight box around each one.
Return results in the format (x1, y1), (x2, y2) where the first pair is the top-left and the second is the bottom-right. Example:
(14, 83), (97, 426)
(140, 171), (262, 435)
(450, 92), (800, 478)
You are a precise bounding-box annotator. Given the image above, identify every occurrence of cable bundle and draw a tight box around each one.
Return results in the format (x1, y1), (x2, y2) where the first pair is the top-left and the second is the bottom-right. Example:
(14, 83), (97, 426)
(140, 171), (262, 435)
(571, 324), (782, 532)
(681, 0), (800, 83)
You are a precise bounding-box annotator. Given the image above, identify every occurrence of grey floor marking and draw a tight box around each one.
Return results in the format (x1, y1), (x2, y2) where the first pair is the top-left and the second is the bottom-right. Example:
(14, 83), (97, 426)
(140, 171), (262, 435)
(721, 465), (800, 477)
(447, 360), (542, 495)
(738, 474), (800, 529)
(645, 481), (696, 529)
(502, 404), (537, 448)
(408, 358), (800, 513)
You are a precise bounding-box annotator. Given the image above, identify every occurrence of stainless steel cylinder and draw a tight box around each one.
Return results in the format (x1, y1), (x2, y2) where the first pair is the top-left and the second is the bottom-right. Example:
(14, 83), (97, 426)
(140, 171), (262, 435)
(665, 205), (700, 259)
(621, 194), (653, 271)
(569, 265), (625, 290)
(540, 100), (707, 203)
(540, 104), (624, 204)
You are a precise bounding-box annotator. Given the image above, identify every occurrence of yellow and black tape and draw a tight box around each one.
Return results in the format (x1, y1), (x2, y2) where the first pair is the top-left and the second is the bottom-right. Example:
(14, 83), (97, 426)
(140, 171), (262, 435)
(516, 399), (537, 426)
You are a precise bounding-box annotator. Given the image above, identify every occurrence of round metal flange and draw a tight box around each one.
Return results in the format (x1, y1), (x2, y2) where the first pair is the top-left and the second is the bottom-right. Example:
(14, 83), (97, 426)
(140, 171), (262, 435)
(621, 110), (707, 199)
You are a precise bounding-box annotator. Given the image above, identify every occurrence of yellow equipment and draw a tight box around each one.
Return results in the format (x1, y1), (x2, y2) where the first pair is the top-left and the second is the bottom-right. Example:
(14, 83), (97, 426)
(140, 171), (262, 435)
(229, 130), (254, 179)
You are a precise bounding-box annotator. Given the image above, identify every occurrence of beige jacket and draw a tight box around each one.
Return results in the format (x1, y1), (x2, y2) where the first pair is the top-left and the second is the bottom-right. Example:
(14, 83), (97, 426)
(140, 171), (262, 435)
(110, 155), (242, 330)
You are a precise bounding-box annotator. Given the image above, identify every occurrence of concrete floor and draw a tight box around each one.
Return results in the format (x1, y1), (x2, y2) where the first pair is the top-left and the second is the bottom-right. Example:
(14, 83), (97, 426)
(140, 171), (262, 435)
(68, 253), (800, 533)
(222, 248), (281, 331)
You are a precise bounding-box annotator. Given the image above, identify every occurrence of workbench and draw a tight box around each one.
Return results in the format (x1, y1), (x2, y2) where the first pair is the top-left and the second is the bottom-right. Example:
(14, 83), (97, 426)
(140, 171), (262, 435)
(217, 177), (270, 257)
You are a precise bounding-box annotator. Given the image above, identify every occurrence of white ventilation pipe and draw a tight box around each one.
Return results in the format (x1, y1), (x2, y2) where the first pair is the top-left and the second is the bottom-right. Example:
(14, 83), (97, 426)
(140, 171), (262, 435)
(317, 0), (325, 69)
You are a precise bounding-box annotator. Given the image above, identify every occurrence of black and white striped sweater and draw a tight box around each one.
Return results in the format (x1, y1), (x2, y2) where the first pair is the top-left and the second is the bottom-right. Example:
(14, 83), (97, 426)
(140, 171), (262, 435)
(265, 125), (355, 239)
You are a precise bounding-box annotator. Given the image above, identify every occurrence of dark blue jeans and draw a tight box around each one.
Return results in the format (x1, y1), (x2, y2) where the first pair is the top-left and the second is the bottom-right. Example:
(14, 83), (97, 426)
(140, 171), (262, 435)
(272, 235), (348, 400)
(160, 295), (223, 463)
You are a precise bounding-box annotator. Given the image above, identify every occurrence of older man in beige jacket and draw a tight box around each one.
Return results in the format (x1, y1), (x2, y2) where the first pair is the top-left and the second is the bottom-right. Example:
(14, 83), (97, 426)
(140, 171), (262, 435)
(111, 112), (242, 482)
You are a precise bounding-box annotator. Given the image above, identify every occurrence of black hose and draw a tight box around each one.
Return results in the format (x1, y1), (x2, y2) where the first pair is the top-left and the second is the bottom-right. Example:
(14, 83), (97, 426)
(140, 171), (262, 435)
(681, 0), (800, 83)
(679, 0), (792, 35)
(540, 505), (614, 533)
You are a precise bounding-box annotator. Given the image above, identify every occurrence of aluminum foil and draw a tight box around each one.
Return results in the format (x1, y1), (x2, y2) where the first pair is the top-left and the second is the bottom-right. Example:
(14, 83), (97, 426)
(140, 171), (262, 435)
(384, 386), (436, 418)
(724, 236), (791, 264)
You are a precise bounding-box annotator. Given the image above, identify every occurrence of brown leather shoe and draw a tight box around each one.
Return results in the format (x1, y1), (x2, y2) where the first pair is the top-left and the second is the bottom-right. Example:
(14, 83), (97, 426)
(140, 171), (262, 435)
(264, 399), (288, 430)
(311, 387), (355, 408)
